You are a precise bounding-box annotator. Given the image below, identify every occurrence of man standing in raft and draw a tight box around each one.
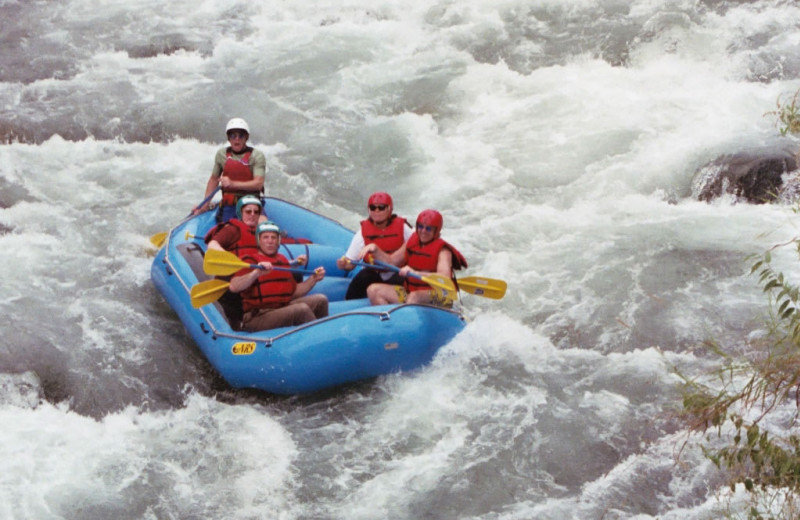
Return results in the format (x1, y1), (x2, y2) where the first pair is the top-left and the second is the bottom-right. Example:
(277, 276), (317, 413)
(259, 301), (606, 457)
(194, 118), (267, 223)
(361, 209), (467, 306)
(336, 192), (413, 299)
(230, 221), (327, 331)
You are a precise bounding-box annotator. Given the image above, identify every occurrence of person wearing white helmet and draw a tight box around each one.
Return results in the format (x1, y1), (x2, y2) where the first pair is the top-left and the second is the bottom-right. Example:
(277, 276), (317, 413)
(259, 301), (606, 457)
(194, 117), (267, 222)
(230, 221), (328, 331)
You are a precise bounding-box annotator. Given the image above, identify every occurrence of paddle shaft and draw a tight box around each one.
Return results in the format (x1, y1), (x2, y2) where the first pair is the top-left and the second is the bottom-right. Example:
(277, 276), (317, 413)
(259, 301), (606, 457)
(191, 185), (221, 215)
(372, 260), (455, 291)
(225, 262), (314, 275)
(204, 248), (313, 276)
(191, 255), (317, 308)
(348, 259), (456, 296)
(192, 263), (318, 308)
(150, 186), (224, 248)
(349, 259), (421, 280)
(350, 260), (506, 300)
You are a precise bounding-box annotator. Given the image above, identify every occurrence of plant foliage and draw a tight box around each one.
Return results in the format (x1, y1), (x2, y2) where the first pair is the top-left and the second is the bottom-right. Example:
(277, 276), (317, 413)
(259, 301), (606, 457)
(679, 88), (800, 517)
(679, 241), (800, 518)
(765, 87), (800, 136)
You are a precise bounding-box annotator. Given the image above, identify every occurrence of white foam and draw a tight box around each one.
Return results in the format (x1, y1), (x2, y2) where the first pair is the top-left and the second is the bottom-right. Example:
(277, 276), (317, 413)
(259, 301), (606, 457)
(3, 0), (800, 517)
(0, 393), (298, 519)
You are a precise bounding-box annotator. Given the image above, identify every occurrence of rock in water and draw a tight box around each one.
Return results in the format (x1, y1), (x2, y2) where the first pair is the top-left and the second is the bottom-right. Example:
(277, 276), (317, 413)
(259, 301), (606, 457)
(692, 144), (798, 203)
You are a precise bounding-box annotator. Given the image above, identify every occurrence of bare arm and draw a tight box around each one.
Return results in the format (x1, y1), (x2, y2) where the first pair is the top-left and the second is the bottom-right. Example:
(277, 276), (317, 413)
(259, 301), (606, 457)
(193, 175), (220, 214)
(206, 225), (241, 252)
(359, 242), (407, 267)
(292, 267), (326, 298)
(220, 149), (266, 193)
(336, 233), (365, 271)
(220, 174), (264, 193)
(229, 262), (271, 293)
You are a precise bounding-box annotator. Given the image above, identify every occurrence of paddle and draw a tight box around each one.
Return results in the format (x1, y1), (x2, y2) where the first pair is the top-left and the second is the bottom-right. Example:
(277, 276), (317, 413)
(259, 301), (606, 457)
(191, 276), (316, 308)
(348, 259), (458, 300)
(149, 231), (168, 248)
(192, 250), (318, 308)
(190, 279), (232, 308)
(203, 249), (310, 277)
(149, 186), (222, 248)
(457, 276), (507, 300)
(349, 259), (505, 300)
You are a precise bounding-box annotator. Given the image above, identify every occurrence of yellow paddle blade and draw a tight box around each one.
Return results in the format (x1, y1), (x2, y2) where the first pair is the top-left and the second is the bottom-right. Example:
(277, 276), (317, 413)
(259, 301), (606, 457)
(149, 231), (167, 248)
(203, 249), (251, 276)
(458, 276), (507, 299)
(420, 274), (459, 301)
(190, 279), (231, 308)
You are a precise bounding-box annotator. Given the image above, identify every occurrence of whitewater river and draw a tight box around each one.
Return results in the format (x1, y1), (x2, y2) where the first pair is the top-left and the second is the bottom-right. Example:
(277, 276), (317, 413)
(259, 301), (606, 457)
(2, 1), (800, 518)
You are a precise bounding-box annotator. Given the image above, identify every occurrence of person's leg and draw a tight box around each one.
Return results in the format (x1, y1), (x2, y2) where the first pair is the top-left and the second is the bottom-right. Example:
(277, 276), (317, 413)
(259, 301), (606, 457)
(406, 289), (434, 305)
(344, 269), (382, 300)
(242, 308), (276, 331)
(218, 290), (243, 328)
(292, 294), (329, 319)
(384, 273), (404, 286)
(367, 283), (402, 305)
(241, 304), (316, 331)
(406, 288), (453, 307)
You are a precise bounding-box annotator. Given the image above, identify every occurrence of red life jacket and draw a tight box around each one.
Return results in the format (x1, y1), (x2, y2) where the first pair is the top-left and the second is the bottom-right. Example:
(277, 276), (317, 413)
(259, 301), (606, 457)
(404, 233), (468, 292)
(360, 215), (407, 252)
(220, 147), (260, 206)
(238, 253), (297, 311)
(204, 219), (259, 258)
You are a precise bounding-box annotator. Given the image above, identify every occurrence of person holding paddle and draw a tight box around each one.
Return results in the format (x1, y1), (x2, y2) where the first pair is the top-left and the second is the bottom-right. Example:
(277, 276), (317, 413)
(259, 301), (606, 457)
(200, 195), (271, 325)
(336, 192), (413, 300)
(230, 221), (327, 331)
(205, 195), (266, 256)
(362, 209), (467, 306)
(193, 118), (266, 222)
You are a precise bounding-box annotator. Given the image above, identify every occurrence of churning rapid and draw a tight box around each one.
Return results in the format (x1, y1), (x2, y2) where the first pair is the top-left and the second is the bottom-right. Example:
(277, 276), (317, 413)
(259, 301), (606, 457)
(2, 1), (800, 518)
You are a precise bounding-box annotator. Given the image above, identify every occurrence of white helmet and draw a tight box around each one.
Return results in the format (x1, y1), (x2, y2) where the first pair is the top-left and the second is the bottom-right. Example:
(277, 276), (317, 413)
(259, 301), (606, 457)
(225, 118), (250, 135)
(257, 220), (281, 239)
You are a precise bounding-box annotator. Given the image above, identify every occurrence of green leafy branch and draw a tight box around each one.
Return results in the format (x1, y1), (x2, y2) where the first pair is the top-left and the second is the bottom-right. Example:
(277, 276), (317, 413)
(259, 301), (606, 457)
(678, 243), (800, 516)
(765, 87), (800, 136)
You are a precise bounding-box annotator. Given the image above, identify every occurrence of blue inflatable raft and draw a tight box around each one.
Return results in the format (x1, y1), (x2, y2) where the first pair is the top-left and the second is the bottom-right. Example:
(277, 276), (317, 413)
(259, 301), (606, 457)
(150, 197), (467, 395)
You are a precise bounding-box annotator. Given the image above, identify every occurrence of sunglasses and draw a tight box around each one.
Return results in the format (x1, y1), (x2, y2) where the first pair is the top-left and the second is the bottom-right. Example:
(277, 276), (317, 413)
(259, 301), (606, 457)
(416, 224), (436, 232)
(369, 204), (388, 211)
(242, 208), (260, 215)
(227, 131), (248, 140)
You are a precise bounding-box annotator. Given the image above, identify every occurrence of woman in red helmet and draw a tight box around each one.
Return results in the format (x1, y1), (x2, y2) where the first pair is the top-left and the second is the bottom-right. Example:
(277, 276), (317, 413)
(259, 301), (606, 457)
(336, 192), (413, 299)
(361, 209), (467, 306)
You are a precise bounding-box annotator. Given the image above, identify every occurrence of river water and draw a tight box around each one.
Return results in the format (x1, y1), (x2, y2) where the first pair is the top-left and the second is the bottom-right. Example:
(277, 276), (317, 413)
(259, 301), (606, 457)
(2, 1), (800, 518)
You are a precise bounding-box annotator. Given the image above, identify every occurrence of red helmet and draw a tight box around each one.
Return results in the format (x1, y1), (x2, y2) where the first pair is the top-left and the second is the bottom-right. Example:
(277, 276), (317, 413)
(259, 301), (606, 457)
(368, 192), (393, 208)
(416, 209), (443, 234)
